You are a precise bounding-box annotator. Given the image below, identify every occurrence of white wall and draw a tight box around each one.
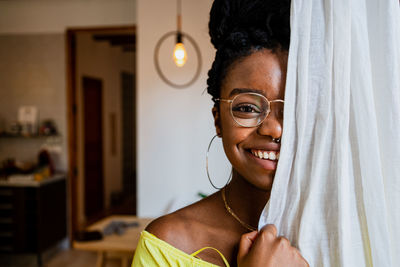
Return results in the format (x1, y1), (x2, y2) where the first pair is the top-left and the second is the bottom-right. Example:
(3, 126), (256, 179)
(0, 0), (136, 34)
(137, 0), (230, 217)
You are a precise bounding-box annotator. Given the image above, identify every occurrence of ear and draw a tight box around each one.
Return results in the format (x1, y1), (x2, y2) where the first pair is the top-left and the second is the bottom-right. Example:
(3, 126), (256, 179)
(212, 106), (222, 137)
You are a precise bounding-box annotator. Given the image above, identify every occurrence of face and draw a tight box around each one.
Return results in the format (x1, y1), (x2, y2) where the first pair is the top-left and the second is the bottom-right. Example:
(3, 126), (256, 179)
(213, 49), (288, 190)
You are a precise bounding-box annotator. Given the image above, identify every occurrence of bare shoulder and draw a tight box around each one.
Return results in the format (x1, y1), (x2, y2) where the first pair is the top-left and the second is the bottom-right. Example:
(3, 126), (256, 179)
(145, 193), (223, 253)
(145, 211), (190, 246)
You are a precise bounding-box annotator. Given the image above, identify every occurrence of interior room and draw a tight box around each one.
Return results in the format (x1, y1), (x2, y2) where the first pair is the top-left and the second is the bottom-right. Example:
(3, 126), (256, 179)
(0, 0), (223, 266)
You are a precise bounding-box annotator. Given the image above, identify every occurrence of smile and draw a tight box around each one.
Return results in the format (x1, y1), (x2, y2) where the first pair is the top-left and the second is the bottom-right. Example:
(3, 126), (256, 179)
(250, 149), (280, 161)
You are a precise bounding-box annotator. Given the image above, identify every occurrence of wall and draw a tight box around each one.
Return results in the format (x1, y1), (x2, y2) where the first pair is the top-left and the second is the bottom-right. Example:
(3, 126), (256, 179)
(0, 0), (136, 34)
(137, 0), (230, 217)
(76, 33), (134, 224)
(0, 34), (67, 170)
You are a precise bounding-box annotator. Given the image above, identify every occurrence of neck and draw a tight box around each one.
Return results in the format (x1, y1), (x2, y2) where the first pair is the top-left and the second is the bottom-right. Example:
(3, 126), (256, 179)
(224, 169), (271, 230)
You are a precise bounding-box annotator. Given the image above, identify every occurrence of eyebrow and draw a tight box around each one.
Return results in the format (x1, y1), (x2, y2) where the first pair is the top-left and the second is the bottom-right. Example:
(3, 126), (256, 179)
(229, 88), (266, 97)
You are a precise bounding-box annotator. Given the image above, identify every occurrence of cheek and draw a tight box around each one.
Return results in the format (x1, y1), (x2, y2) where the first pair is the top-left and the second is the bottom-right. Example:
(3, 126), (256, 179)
(220, 111), (253, 155)
(221, 128), (254, 173)
(220, 110), (239, 144)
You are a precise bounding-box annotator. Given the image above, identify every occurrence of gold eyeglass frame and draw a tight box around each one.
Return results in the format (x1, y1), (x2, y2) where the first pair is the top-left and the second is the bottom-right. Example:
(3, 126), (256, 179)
(215, 92), (284, 128)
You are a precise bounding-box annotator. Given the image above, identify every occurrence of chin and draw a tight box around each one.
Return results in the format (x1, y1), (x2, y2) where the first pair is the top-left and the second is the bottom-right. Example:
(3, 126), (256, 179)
(240, 171), (275, 191)
(252, 179), (274, 191)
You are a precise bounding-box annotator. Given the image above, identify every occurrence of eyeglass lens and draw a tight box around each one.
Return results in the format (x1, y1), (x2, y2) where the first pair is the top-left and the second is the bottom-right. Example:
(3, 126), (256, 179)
(231, 93), (270, 127)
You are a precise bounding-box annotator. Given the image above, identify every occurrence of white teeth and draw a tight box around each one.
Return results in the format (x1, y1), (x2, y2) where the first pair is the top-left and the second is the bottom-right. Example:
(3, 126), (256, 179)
(269, 152), (276, 160)
(251, 149), (279, 161)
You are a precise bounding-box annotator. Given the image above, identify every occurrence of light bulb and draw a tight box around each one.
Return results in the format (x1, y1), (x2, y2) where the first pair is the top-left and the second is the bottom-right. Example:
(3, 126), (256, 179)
(173, 42), (187, 67)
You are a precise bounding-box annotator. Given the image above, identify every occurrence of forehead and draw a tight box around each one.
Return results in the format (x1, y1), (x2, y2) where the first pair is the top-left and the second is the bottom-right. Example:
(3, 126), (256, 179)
(221, 49), (287, 99)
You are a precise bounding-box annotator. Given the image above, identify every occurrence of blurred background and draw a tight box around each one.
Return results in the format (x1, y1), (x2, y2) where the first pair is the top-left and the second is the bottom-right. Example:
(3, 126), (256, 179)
(0, 0), (232, 266)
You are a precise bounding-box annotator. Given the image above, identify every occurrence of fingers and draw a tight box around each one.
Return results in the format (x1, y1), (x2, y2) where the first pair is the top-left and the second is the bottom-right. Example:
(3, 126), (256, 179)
(260, 224), (277, 237)
(284, 241), (309, 267)
(298, 252), (310, 267)
(237, 231), (258, 261)
(277, 236), (291, 249)
(237, 224), (310, 267)
(251, 224), (277, 250)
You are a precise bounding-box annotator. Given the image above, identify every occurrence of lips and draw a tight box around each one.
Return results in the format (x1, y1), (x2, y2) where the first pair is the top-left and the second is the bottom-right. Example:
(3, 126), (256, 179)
(245, 145), (280, 171)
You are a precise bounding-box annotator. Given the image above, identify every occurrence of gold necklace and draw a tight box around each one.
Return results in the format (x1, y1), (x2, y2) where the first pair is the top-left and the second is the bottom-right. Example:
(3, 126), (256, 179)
(221, 187), (257, 232)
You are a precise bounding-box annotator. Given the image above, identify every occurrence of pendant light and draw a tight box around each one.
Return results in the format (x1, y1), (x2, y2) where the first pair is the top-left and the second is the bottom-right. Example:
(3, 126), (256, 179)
(173, 0), (187, 67)
(154, 0), (202, 89)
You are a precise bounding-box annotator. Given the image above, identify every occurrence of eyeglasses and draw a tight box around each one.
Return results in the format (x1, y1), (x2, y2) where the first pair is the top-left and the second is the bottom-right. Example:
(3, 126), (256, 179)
(215, 92), (284, 127)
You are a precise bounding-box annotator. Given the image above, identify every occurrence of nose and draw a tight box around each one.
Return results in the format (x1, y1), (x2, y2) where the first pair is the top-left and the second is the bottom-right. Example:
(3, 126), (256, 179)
(256, 110), (283, 139)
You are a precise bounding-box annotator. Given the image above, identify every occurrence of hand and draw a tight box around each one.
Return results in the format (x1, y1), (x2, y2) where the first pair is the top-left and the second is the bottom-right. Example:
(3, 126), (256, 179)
(237, 224), (309, 267)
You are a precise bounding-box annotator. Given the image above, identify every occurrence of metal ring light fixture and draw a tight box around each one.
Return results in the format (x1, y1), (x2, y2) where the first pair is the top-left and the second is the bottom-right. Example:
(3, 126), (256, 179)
(154, 31), (202, 89)
(154, 0), (202, 89)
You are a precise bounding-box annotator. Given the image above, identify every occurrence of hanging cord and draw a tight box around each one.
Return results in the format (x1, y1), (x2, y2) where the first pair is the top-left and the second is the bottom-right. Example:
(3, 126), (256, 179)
(177, 0), (182, 32)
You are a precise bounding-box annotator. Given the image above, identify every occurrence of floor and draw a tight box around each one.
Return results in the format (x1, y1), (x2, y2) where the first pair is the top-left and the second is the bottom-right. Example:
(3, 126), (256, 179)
(0, 248), (130, 267)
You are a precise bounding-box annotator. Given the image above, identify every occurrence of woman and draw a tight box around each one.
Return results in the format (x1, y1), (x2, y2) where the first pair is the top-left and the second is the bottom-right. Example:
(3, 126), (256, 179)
(133, 0), (308, 266)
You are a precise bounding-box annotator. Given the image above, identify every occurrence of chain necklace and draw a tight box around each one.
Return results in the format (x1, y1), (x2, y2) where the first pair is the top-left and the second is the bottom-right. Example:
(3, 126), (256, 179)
(221, 187), (257, 232)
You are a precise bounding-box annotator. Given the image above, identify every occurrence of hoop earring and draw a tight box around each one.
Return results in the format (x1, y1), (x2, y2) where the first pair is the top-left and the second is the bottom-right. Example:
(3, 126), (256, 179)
(206, 134), (232, 190)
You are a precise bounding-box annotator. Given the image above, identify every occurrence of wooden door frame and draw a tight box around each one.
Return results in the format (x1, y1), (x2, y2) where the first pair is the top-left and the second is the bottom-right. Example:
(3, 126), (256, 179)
(66, 25), (136, 244)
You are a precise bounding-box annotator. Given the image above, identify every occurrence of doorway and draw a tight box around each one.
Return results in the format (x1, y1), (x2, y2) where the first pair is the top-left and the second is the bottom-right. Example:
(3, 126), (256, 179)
(66, 26), (136, 239)
(82, 76), (104, 219)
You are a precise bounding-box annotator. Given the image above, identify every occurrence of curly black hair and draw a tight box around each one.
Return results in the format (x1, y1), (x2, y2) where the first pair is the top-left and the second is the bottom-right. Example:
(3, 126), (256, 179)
(207, 0), (291, 105)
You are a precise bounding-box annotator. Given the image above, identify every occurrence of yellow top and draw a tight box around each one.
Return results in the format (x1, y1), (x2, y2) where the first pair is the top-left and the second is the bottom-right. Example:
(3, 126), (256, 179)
(132, 230), (230, 267)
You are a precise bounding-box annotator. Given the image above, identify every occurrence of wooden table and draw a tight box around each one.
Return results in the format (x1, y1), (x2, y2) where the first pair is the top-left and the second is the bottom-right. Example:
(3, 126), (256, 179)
(73, 215), (153, 267)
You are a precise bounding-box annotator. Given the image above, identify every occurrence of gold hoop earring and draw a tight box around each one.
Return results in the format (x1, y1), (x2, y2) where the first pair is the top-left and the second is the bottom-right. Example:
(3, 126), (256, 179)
(206, 134), (232, 190)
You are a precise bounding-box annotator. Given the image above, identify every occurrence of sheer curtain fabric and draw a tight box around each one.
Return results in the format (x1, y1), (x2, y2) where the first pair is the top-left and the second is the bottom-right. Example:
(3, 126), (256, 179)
(259, 0), (400, 266)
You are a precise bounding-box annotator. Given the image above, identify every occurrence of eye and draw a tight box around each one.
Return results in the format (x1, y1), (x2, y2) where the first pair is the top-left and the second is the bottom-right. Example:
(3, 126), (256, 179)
(232, 104), (261, 113)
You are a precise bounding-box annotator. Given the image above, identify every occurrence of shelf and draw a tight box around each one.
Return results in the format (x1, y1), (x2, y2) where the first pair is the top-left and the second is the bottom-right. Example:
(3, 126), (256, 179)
(0, 190), (12, 196)
(0, 204), (13, 210)
(0, 173), (66, 188)
(0, 133), (60, 139)
(0, 218), (13, 224)
(0, 231), (13, 237)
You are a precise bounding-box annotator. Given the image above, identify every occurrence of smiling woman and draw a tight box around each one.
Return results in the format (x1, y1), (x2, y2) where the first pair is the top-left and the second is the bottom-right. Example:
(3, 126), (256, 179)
(214, 49), (286, 191)
(132, 0), (308, 266)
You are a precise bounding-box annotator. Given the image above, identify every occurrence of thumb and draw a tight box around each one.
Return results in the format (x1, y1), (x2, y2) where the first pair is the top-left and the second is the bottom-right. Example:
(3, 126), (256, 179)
(237, 231), (258, 261)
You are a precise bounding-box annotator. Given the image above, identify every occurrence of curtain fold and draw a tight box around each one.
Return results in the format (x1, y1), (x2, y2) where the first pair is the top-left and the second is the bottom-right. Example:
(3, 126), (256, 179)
(259, 0), (400, 266)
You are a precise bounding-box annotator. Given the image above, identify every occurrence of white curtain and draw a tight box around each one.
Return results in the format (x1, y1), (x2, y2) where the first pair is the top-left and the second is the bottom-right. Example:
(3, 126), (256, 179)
(259, 0), (400, 266)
